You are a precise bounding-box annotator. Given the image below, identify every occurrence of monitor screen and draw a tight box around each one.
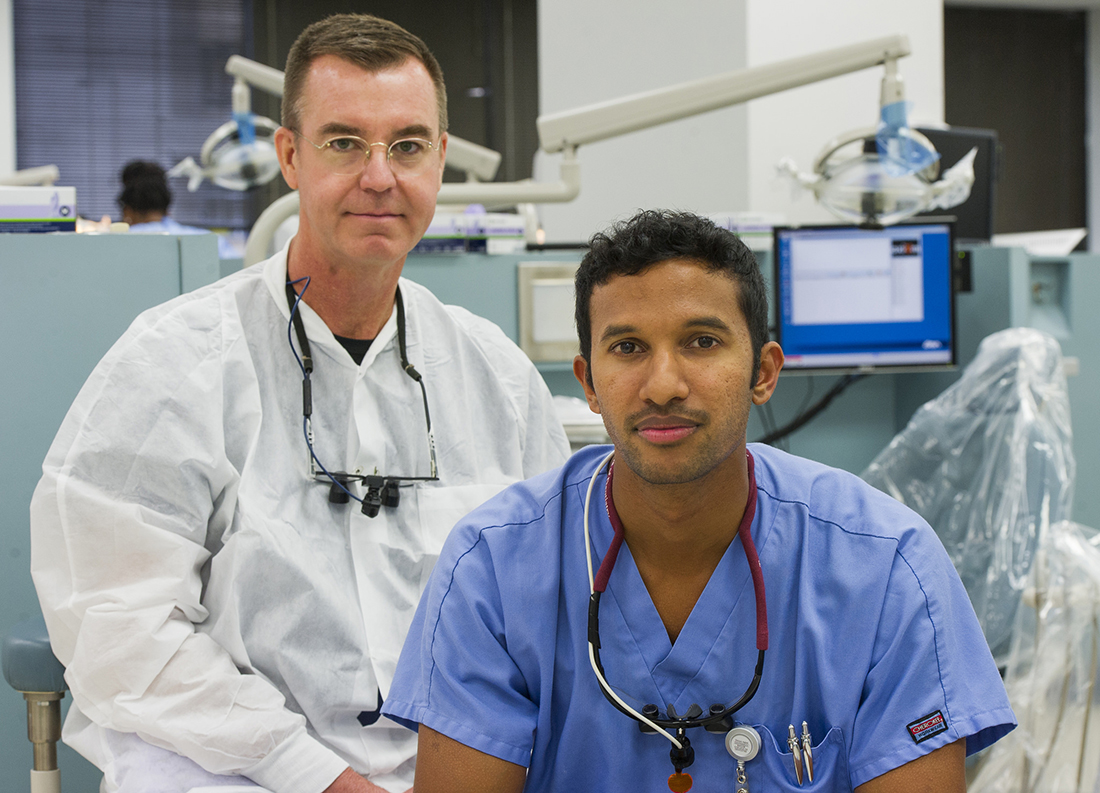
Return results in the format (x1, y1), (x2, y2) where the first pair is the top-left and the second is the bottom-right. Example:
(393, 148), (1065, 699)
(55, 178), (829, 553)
(773, 222), (956, 372)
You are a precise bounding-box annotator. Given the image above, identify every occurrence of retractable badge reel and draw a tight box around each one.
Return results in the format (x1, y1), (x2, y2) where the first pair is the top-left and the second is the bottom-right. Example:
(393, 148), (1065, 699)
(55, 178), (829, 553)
(726, 725), (761, 793)
(667, 723), (761, 792)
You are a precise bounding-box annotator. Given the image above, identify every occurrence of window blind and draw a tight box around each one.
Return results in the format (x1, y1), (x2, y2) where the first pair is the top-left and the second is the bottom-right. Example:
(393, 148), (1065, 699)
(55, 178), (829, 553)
(14, 0), (256, 229)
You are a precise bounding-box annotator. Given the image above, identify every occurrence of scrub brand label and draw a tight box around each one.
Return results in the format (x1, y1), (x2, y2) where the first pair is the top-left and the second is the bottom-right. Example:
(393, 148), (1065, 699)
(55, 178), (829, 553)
(907, 711), (947, 743)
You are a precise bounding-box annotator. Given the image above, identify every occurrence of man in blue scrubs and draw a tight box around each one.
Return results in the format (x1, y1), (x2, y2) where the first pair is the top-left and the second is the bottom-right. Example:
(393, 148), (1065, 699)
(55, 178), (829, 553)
(384, 210), (1015, 792)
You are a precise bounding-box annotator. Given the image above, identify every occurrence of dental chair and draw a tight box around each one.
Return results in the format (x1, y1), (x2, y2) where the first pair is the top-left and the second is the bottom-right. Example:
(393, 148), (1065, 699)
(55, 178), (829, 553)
(3, 615), (68, 793)
(862, 327), (1076, 665)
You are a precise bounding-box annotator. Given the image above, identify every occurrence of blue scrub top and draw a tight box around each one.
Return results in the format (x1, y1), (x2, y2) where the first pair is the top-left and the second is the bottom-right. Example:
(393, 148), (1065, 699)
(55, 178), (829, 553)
(385, 444), (1015, 791)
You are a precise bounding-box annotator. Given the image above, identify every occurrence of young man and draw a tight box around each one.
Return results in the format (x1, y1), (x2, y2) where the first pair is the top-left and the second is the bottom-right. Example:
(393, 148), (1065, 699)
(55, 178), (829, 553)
(385, 210), (1015, 792)
(30, 14), (568, 793)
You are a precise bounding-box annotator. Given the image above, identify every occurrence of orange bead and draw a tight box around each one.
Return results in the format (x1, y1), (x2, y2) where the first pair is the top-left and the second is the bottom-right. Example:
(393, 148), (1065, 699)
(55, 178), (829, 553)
(667, 772), (693, 792)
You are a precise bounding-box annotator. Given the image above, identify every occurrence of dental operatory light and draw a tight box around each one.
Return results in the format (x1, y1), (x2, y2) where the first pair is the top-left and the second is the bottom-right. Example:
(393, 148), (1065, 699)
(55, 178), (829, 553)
(169, 60), (283, 192)
(777, 57), (977, 226)
(168, 112), (282, 192)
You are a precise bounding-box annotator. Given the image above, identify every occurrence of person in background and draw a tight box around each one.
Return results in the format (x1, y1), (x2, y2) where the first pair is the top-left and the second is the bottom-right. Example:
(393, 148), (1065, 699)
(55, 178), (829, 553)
(32, 14), (569, 793)
(118, 159), (237, 258)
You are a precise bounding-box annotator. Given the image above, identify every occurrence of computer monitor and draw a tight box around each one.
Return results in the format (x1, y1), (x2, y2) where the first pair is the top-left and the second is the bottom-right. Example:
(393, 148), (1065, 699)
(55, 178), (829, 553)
(773, 222), (956, 372)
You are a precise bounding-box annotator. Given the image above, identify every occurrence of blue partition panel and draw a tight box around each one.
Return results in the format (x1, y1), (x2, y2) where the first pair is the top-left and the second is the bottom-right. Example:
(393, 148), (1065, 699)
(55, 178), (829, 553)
(0, 232), (218, 792)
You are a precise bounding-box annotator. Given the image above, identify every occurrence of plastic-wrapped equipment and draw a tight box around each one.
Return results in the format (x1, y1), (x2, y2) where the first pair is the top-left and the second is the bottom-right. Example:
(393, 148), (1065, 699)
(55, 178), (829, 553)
(967, 520), (1100, 793)
(862, 327), (1075, 662)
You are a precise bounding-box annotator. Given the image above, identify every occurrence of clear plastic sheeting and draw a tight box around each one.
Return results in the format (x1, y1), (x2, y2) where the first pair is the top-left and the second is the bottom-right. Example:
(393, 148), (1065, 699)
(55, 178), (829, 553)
(862, 328), (1075, 662)
(968, 520), (1100, 793)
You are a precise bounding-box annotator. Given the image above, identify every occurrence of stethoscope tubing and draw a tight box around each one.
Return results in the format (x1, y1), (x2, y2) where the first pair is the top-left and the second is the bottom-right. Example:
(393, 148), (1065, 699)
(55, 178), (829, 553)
(582, 449), (769, 750)
(583, 450), (682, 745)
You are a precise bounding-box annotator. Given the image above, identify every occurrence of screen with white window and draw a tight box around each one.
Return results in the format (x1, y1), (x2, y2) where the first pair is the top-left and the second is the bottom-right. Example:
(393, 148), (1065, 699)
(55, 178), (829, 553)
(774, 223), (955, 371)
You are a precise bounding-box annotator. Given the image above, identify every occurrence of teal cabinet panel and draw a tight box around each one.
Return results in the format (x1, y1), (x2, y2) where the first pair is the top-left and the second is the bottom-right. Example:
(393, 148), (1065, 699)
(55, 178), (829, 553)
(0, 232), (220, 792)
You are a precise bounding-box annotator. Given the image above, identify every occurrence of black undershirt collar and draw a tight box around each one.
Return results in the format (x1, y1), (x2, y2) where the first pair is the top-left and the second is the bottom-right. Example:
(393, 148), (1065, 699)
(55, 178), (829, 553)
(333, 334), (374, 365)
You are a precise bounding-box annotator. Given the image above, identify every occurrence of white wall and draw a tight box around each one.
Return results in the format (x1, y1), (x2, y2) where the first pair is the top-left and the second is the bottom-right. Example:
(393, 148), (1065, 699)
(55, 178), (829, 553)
(745, 0), (944, 223)
(536, 0), (945, 241)
(536, 0), (749, 242)
(0, 0), (14, 176)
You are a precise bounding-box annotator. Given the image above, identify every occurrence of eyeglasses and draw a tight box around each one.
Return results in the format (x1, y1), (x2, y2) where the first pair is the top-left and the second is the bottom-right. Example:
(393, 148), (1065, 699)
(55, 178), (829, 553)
(292, 130), (440, 175)
(286, 277), (439, 517)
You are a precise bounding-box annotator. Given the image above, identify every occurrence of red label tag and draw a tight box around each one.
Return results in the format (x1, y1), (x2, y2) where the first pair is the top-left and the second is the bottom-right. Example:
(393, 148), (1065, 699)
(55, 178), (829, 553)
(907, 710), (948, 743)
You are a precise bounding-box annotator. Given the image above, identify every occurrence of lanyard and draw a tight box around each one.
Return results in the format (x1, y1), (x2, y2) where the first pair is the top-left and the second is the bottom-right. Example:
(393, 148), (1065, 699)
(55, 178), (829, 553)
(285, 278), (438, 515)
(583, 449), (768, 776)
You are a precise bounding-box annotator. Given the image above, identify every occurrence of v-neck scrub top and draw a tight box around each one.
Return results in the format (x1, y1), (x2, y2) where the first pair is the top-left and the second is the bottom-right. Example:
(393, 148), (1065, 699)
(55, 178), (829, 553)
(385, 444), (1015, 791)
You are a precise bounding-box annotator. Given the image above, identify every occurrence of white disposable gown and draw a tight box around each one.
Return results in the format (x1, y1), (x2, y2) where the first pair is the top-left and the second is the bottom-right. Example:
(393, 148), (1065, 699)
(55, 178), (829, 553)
(29, 247), (570, 793)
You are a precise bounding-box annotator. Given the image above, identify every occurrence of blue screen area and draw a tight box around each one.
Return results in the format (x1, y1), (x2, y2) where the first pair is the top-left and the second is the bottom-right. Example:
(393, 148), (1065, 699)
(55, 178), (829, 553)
(774, 223), (955, 371)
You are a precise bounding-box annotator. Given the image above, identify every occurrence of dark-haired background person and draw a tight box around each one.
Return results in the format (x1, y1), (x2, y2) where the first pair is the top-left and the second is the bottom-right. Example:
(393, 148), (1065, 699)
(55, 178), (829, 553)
(118, 159), (237, 258)
(31, 14), (568, 793)
(384, 210), (1015, 792)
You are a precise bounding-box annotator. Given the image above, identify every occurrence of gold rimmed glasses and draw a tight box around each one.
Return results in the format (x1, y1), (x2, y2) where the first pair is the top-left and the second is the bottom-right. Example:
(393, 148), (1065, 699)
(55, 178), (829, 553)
(292, 130), (440, 175)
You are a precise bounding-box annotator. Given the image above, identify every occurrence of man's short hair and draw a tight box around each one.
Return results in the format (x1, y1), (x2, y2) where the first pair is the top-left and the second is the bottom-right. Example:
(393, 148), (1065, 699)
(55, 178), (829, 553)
(282, 13), (448, 135)
(574, 209), (769, 382)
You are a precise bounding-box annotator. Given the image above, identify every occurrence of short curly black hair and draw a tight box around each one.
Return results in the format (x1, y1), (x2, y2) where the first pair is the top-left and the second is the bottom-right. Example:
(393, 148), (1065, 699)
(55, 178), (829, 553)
(118, 161), (171, 214)
(575, 209), (768, 382)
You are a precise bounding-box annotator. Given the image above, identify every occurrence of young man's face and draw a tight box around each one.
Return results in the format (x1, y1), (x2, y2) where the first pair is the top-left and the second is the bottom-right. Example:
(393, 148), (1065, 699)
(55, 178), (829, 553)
(275, 54), (447, 271)
(574, 258), (782, 486)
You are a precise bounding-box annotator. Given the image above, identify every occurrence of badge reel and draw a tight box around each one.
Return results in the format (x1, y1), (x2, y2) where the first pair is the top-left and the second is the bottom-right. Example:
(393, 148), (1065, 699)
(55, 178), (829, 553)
(725, 725), (761, 793)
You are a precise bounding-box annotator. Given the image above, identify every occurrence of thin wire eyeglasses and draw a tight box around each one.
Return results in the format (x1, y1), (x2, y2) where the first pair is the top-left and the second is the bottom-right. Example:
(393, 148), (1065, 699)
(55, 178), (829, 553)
(291, 129), (440, 175)
(286, 277), (439, 517)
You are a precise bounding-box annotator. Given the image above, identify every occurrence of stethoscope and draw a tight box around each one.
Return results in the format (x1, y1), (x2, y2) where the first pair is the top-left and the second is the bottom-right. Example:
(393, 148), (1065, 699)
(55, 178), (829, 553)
(583, 449), (769, 784)
(285, 276), (439, 516)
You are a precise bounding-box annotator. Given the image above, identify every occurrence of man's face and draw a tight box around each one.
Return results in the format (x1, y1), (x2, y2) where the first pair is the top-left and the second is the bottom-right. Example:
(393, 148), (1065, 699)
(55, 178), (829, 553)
(574, 258), (782, 486)
(275, 54), (447, 270)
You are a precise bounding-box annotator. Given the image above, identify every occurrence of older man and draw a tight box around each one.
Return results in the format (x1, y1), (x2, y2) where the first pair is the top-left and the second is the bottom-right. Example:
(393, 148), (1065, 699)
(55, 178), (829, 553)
(385, 210), (1015, 792)
(31, 14), (568, 793)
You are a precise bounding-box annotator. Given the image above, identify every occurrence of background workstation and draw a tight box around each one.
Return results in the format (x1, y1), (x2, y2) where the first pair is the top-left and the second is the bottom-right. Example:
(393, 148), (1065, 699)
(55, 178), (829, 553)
(4, 0), (1100, 789)
(4, 233), (1098, 790)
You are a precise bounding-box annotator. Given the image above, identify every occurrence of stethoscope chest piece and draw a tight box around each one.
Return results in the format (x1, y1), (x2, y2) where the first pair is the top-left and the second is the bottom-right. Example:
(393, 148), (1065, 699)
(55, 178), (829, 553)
(725, 724), (761, 763)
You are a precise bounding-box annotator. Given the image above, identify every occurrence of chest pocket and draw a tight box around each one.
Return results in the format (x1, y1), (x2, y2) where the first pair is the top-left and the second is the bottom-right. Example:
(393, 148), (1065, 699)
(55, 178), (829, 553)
(751, 724), (849, 792)
(416, 482), (514, 582)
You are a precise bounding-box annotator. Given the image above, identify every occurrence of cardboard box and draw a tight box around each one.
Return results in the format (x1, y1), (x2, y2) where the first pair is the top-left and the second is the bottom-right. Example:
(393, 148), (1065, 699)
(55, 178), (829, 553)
(0, 186), (77, 233)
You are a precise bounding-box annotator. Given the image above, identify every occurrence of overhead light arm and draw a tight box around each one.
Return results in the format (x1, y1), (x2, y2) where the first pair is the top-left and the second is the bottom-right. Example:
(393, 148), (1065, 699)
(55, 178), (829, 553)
(443, 136), (504, 183)
(0, 165), (60, 186)
(226, 55), (285, 97)
(441, 35), (910, 207)
(537, 36), (910, 153)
